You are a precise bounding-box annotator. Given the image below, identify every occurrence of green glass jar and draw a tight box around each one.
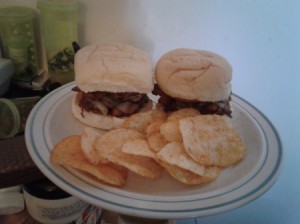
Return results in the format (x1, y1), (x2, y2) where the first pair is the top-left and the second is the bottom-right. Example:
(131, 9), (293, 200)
(37, 0), (78, 85)
(0, 6), (39, 83)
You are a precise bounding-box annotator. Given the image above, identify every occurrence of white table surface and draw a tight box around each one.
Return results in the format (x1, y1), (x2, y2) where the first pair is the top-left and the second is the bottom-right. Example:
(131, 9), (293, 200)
(1, 1), (299, 223)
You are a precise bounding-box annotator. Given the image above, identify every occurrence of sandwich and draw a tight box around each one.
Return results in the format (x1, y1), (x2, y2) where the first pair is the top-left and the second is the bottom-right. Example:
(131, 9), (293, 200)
(153, 48), (232, 117)
(72, 43), (154, 129)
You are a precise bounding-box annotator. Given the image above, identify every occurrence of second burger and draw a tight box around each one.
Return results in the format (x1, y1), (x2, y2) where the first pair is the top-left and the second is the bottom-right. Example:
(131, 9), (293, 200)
(153, 48), (233, 117)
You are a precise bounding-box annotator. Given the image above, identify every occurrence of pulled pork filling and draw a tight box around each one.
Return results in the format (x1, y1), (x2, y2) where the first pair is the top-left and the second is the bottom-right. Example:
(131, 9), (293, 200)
(152, 84), (232, 117)
(73, 87), (149, 117)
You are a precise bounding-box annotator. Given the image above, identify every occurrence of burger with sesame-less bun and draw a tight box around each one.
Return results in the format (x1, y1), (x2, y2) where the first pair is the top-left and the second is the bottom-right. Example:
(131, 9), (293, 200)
(71, 43), (154, 130)
(153, 48), (233, 117)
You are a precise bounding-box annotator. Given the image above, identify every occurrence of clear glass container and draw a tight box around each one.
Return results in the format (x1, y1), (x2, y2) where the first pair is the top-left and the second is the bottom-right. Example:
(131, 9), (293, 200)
(0, 6), (39, 83)
(37, 0), (78, 85)
(0, 58), (14, 96)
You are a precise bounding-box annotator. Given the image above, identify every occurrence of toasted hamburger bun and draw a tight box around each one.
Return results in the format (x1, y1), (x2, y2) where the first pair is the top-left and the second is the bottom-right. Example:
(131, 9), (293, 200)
(72, 43), (154, 129)
(155, 48), (232, 102)
(75, 43), (153, 93)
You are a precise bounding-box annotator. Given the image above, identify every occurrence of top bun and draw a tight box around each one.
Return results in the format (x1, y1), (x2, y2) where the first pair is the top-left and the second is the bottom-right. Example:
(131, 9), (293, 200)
(155, 48), (232, 101)
(75, 43), (154, 93)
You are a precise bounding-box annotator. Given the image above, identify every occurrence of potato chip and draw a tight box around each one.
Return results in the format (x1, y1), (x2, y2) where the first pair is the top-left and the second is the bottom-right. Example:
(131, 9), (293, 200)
(147, 132), (168, 152)
(145, 120), (165, 137)
(51, 135), (128, 186)
(121, 109), (167, 133)
(160, 108), (200, 142)
(95, 128), (144, 151)
(179, 115), (246, 167)
(160, 121), (182, 142)
(81, 127), (108, 164)
(167, 108), (200, 122)
(106, 152), (162, 179)
(95, 129), (162, 178)
(158, 160), (219, 185)
(157, 142), (221, 177)
(122, 139), (157, 159)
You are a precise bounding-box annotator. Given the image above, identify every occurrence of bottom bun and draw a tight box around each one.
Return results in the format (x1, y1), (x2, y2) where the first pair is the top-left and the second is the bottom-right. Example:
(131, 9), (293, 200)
(71, 94), (153, 130)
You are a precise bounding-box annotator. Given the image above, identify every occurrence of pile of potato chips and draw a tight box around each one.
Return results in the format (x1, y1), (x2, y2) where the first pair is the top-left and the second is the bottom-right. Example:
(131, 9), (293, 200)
(51, 108), (246, 187)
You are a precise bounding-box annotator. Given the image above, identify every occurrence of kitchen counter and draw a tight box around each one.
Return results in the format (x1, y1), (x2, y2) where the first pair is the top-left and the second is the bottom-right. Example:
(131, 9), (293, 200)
(0, 135), (44, 188)
(0, 83), (51, 188)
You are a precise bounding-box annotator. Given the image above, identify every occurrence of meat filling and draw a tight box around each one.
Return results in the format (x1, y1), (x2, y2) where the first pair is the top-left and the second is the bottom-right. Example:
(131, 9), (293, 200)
(73, 87), (149, 117)
(152, 84), (232, 117)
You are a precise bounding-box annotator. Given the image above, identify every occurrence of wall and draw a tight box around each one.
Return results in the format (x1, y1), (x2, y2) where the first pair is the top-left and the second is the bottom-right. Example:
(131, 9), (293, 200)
(2, 0), (298, 145)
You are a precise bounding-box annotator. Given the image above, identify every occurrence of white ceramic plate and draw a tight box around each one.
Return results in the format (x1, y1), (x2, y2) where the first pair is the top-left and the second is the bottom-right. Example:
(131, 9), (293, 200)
(25, 82), (283, 219)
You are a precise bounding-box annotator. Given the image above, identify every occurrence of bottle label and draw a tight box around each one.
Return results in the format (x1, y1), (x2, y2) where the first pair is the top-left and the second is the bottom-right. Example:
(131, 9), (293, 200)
(36, 200), (87, 220)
